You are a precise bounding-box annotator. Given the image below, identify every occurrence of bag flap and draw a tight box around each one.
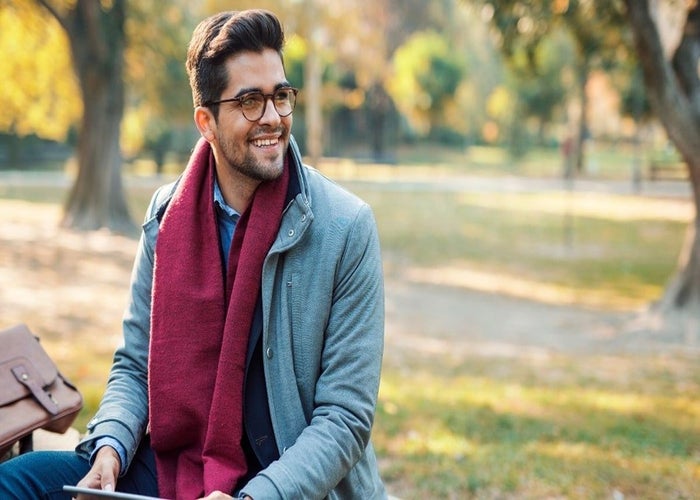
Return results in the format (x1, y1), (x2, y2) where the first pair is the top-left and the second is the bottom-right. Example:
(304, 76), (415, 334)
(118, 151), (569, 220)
(0, 324), (58, 407)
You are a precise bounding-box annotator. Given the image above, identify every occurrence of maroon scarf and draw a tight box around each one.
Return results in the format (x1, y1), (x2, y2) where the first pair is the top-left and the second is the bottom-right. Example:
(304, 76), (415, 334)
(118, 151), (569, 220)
(149, 138), (288, 498)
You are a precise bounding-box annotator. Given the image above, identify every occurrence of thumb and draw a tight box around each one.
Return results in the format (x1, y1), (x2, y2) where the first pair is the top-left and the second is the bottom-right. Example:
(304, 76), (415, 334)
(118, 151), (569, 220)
(93, 446), (120, 490)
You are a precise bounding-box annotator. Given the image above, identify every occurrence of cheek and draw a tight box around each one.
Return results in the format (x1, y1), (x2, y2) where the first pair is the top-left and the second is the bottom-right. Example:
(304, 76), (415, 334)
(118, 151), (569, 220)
(220, 116), (253, 140)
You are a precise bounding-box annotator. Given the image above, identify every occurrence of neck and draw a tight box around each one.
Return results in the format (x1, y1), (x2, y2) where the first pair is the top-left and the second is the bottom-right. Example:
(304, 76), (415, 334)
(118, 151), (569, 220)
(213, 159), (260, 214)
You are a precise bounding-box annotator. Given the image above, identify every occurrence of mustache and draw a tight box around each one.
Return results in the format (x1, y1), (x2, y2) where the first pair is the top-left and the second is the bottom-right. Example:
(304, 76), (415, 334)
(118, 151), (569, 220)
(249, 126), (287, 137)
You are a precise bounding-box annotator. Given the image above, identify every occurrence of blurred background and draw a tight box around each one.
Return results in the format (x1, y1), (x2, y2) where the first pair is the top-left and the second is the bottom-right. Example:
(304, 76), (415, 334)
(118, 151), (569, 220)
(1, 0), (699, 498)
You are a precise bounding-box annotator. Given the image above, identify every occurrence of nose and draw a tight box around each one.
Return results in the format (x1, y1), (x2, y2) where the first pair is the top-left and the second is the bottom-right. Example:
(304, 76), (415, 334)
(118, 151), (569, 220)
(258, 96), (282, 125)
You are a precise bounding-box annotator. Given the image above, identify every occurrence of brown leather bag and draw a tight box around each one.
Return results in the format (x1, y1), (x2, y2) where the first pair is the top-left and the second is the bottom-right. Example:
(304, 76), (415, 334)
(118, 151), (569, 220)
(0, 324), (83, 458)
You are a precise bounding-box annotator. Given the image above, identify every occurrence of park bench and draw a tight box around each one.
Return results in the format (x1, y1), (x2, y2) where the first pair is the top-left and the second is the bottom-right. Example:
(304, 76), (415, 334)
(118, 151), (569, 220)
(648, 159), (687, 181)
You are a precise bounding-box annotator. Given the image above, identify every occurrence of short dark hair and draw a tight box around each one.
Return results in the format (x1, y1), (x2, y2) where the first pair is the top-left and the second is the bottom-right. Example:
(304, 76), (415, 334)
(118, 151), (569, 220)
(186, 9), (285, 109)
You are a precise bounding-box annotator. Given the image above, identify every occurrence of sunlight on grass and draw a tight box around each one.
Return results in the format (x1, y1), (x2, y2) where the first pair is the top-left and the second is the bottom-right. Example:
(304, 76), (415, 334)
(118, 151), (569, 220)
(376, 362), (700, 498)
(404, 266), (659, 309)
(458, 190), (693, 222)
(353, 187), (688, 309)
(319, 142), (640, 179)
(318, 158), (459, 182)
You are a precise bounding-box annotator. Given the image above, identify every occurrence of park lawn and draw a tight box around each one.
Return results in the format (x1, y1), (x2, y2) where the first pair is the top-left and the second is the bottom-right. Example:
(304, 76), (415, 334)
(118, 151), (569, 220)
(376, 354), (700, 499)
(353, 186), (689, 310)
(1, 166), (698, 499)
(354, 176), (698, 498)
(355, 179), (698, 497)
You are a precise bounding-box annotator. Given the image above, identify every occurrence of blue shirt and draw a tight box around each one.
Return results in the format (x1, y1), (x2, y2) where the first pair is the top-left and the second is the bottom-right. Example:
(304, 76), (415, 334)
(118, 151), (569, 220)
(92, 178), (240, 473)
(214, 179), (241, 269)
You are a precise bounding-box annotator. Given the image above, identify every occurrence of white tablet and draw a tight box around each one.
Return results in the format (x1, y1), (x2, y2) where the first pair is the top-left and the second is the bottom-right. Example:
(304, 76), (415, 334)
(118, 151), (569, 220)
(62, 485), (165, 500)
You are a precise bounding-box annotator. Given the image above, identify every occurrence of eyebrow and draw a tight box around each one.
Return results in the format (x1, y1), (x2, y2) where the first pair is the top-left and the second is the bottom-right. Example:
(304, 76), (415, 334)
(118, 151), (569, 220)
(233, 81), (293, 98)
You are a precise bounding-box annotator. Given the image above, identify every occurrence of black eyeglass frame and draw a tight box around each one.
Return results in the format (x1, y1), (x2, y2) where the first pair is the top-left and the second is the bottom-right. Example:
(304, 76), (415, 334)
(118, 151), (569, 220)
(204, 87), (299, 122)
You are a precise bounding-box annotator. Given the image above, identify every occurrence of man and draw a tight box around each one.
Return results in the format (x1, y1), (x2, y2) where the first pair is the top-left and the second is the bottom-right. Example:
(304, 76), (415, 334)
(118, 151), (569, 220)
(0, 9), (386, 499)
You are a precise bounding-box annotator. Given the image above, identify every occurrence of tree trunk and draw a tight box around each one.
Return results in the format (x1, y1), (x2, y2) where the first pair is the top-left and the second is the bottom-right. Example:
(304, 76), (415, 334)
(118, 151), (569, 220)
(39, 0), (134, 232)
(625, 0), (700, 312)
(304, 0), (323, 167)
(63, 74), (131, 231)
(368, 83), (390, 162)
(574, 58), (590, 174)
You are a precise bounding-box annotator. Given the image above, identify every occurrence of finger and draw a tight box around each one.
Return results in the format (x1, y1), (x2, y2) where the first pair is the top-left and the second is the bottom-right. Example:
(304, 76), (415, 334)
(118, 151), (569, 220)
(198, 491), (233, 499)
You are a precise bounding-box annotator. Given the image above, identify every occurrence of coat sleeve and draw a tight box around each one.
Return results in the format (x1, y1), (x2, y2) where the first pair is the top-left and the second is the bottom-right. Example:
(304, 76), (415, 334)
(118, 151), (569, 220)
(75, 188), (165, 473)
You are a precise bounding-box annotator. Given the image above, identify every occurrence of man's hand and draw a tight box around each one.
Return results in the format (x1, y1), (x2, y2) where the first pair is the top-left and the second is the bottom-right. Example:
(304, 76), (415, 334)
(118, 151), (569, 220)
(74, 445), (121, 499)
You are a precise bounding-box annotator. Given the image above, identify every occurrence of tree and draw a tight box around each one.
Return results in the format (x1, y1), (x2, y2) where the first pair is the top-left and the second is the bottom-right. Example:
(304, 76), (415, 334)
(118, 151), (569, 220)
(0, 1), (81, 165)
(480, 27), (574, 158)
(0, 2), (80, 141)
(514, 28), (573, 146)
(480, 0), (629, 172)
(625, 0), (700, 315)
(615, 61), (653, 189)
(35, 0), (132, 232)
(480, 0), (700, 317)
(387, 31), (465, 138)
(122, 1), (198, 173)
(2, 1), (203, 229)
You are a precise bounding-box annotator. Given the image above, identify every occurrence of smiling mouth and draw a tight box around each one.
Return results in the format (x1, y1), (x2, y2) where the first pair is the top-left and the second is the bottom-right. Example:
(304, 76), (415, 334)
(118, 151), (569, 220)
(252, 137), (279, 147)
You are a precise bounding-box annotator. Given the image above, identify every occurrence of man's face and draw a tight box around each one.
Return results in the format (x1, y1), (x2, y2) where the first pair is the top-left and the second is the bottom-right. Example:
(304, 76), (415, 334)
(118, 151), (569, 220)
(212, 48), (293, 184)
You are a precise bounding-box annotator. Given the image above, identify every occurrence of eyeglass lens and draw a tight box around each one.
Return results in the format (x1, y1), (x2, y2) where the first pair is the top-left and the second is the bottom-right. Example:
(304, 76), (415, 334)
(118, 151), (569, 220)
(240, 88), (296, 121)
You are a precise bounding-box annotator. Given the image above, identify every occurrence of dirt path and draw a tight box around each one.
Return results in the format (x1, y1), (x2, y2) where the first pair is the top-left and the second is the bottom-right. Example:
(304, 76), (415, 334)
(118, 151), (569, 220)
(384, 276), (699, 361)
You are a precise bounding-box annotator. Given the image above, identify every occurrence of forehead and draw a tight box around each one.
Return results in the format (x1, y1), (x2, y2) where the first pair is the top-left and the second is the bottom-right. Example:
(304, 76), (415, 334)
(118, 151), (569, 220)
(223, 48), (286, 93)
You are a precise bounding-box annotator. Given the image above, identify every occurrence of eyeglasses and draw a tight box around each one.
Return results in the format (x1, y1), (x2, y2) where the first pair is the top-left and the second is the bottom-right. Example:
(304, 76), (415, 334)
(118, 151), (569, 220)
(205, 87), (299, 122)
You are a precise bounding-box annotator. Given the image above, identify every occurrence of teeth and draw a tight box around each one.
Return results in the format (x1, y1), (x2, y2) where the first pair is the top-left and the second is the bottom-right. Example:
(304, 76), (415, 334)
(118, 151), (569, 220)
(253, 138), (278, 147)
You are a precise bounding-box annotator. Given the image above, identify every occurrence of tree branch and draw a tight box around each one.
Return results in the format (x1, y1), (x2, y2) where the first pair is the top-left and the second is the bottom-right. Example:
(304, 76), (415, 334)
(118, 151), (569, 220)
(34, 0), (69, 33)
(625, 0), (700, 167)
(672, 6), (700, 119)
(78, 0), (107, 61)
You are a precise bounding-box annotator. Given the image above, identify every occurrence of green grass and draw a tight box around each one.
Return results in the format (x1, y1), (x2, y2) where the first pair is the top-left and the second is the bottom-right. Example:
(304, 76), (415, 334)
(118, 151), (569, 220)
(340, 165), (695, 498)
(387, 142), (642, 179)
(376, 355), (700, 499)
(0, 184), (67, 204)
(350, 187), (687, 309)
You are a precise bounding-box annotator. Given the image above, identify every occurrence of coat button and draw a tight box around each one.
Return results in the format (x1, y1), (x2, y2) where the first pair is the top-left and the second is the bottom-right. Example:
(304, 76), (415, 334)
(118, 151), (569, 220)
(266, 347), (273, 359)
(288, 229), (294, 237)
(301, 214), (307, 222)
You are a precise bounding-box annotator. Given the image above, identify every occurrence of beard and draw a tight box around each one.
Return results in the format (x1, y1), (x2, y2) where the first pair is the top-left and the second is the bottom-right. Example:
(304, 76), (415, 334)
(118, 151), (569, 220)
(218, 126), (288, 182)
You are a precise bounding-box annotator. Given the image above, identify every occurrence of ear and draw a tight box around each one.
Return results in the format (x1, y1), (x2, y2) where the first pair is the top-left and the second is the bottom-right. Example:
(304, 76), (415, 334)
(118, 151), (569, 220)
(194, 106), (216, 142)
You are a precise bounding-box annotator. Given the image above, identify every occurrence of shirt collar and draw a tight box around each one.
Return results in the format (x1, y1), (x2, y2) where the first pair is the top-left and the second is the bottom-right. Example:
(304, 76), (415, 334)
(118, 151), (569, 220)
(213, 178), (240, 219)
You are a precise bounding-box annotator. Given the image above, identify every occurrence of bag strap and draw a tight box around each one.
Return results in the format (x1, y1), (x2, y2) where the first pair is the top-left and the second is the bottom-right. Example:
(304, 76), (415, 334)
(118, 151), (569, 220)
(11, 364), (59, 415)
(154, 175), (182, 223)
